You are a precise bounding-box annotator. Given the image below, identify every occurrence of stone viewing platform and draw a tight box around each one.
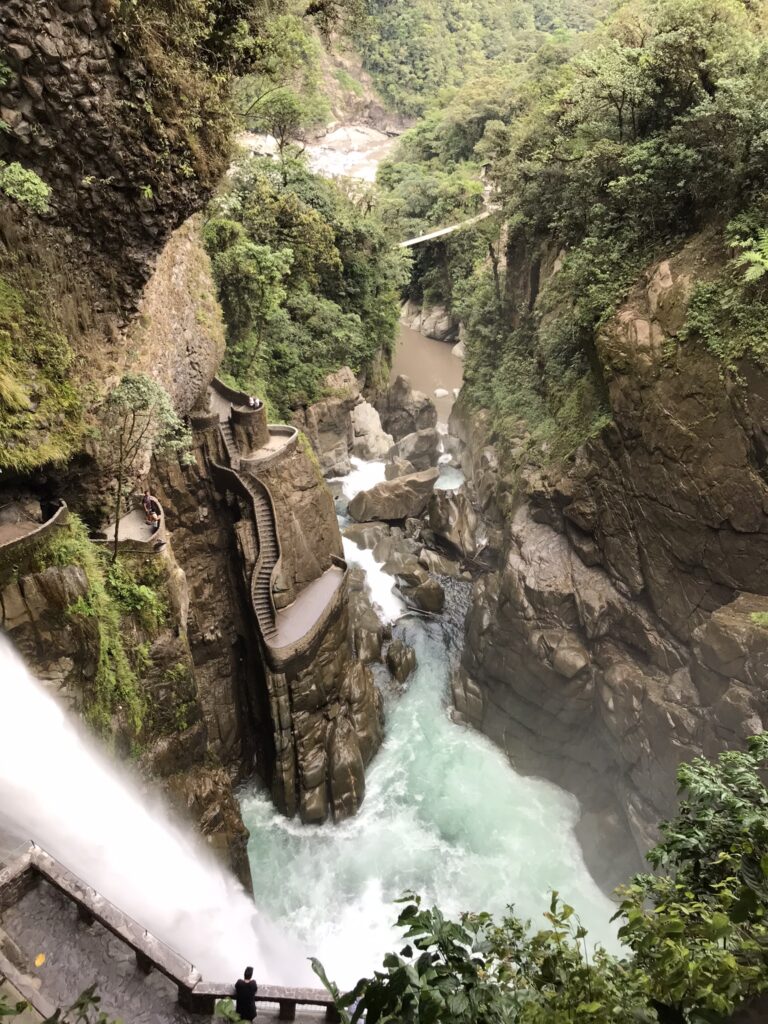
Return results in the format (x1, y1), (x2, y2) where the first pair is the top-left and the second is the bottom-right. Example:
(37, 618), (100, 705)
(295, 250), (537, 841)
(0, 844), (337, 1023)
(93, 501), (166, 552)
(0, 500), (68, 557)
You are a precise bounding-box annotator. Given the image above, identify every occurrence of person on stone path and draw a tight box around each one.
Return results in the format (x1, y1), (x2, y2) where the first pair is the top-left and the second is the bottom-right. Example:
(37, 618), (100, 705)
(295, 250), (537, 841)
(247, 395), (262, 409)
(234, 965), (258, 1021)
(142, 490), (162, 532)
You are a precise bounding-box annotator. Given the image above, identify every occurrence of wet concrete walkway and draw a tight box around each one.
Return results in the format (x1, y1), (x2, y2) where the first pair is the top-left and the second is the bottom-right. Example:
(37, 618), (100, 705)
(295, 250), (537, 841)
(1, 881), (328, 1024)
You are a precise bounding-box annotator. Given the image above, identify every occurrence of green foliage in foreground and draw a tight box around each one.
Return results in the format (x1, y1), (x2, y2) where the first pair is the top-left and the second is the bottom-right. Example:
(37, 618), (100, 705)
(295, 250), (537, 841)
(0, 982), (121, 1023)
(205, 155), (409, 415)
(314, 737), (768, 1023)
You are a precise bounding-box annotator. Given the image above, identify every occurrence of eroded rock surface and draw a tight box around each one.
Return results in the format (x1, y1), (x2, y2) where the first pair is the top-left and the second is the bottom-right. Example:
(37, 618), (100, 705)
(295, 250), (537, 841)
(456, 241), (768, 876)
(388, 428), (440, 472)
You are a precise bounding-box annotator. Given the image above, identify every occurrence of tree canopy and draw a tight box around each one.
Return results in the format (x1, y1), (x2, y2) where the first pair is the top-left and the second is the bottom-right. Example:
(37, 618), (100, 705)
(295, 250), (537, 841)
(205, 155), (409, 414)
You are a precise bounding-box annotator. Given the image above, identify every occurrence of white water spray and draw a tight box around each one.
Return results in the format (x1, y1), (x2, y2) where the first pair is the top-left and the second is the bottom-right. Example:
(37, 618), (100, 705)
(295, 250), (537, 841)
(0, 637), (311, 985)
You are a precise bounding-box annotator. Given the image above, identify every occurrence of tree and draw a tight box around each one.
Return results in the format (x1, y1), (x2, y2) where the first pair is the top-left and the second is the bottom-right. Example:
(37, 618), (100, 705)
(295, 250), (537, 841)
(97, 375), (190, 561)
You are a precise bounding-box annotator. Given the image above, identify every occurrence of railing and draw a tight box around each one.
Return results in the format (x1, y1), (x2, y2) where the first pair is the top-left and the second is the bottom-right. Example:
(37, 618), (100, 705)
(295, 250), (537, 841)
(0, 843), (339, 1020)
(209, 461), (280, 642)
(90, 498), (165, 553)
(210, 376), (255, 410)
(0, 500), (68, 556)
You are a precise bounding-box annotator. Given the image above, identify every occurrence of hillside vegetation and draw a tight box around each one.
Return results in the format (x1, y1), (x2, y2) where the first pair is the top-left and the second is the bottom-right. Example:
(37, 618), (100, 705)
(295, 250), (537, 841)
(356, 0), (613, 114)
(377, 0), (768, 461)
(204, 155), (409, 415)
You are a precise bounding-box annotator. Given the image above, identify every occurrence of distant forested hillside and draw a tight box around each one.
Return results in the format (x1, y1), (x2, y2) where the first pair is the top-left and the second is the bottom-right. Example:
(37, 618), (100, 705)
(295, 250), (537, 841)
(356, 0), (613, 114)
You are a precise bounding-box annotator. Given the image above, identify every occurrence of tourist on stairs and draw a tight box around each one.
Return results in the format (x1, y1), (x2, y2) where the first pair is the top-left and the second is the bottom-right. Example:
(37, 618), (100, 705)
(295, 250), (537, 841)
(235, 966), (258, 1021)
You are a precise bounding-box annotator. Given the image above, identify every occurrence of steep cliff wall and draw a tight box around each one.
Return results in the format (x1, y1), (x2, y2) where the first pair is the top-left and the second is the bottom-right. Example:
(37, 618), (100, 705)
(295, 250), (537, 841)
(453, 238), (768, 884)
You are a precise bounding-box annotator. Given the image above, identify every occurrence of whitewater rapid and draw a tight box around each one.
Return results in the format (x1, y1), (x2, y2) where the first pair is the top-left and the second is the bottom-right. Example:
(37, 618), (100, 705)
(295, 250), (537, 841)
(0, 637), (309, 986)
(241, 459), (619, 990)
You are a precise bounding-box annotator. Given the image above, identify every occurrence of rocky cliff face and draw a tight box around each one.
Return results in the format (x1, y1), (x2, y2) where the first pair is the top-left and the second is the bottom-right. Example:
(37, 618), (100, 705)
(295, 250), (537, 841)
(454, 237), (768, 885)
(0, 0), (222, 292)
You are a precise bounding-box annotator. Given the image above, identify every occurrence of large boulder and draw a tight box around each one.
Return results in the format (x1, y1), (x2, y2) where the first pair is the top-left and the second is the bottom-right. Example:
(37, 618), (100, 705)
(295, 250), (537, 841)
(404, 577), (445, 613)
(348, 468), (440, 522)
(375, 374), (438, 441)
(426, 486), (485, 559)
(351, 401), (394, 460)
(292, 366), (360, 476)
(385, 456), (415, 480)
(386, 640), (417, 684)
(388, 427), (440, 472)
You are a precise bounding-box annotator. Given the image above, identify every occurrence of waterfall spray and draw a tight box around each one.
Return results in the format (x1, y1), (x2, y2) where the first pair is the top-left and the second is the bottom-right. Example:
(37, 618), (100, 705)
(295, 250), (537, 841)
(0, 636), (310, 985)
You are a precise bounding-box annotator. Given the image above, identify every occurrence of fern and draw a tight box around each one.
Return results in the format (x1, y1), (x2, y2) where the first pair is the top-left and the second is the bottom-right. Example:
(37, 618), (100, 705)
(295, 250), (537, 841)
(734, 228), (768, 284)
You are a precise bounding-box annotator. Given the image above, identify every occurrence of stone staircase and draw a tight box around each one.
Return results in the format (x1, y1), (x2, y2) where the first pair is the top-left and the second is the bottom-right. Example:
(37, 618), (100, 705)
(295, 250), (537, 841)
(248, 479), (279, 644)
(219, 420), (239, 468)
(213, 411), (280, 643)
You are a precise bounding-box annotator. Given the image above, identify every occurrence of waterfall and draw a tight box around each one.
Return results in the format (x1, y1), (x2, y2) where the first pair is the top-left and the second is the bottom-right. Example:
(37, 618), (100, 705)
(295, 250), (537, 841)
(0, 636), (310, 986)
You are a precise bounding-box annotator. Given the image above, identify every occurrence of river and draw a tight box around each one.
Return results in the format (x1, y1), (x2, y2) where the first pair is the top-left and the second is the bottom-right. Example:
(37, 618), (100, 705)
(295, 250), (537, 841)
(240, 456), (617, 990)
(234, 124), (617, 992)
(391, 323), (463, 425)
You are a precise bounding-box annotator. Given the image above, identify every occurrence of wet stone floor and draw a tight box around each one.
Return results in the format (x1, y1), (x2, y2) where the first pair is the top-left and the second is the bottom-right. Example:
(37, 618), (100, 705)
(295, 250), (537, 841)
(1, 881), (326, 1024)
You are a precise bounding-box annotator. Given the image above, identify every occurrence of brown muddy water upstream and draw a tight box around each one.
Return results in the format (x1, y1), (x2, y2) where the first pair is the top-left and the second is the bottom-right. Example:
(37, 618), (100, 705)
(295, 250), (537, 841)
(391, 323), (464, 424)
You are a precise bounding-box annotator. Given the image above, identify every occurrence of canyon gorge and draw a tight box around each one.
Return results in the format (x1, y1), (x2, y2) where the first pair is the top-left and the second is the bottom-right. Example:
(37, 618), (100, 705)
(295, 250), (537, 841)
(2, 0), (768, 1021)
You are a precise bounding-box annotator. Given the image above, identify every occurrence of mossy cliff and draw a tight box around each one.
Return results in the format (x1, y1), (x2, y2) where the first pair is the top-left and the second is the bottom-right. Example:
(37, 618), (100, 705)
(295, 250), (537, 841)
(0, 0), (267, 879)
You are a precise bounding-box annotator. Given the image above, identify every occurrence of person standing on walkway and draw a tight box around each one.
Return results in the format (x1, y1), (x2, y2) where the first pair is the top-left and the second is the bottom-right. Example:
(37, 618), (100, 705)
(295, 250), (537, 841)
(235, 966), (258, 1021)
(142, 490), (162, 533)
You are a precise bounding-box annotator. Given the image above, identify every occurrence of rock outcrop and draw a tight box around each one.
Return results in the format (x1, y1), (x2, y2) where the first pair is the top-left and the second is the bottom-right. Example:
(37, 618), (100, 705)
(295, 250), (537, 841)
(348, 468), (440, 522)
(387, 428), (440, 472)
(351, 401), (394, 460)
(455, 240), (768, 881)
(255, 443), (342, 608)
(266, 603), (384, 824)
(400, 300), (459, 342)
(375, 374), (437, 441)
(0, 0), (225, 292)
(292, 367), (360, 476)
(125, 215), (225, 416)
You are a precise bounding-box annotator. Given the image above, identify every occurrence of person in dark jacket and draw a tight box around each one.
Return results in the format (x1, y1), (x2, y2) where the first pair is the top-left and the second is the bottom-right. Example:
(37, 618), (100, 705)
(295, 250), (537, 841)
(142, 490), (162, 533)
(235, 966), (258, 1021)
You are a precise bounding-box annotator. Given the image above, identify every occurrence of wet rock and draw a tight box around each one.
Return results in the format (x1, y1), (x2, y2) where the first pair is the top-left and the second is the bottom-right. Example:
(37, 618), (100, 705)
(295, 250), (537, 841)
(426, 486), (485, 560)
(351, 401), (394, 460)
(388, 427), (440, 472)
(343, 521), (391, 550)
(341, 661), (384, 764)
(375, 374), (437, 441)
(348, 468), (440, 522)
(418, 547), (462, 577)
(329, 717), (366, 823)
(385, 456), (415, 480)
(406, 577), (445, 613)
(163, 766), (252, 891)
(386, 639), (416, 684)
